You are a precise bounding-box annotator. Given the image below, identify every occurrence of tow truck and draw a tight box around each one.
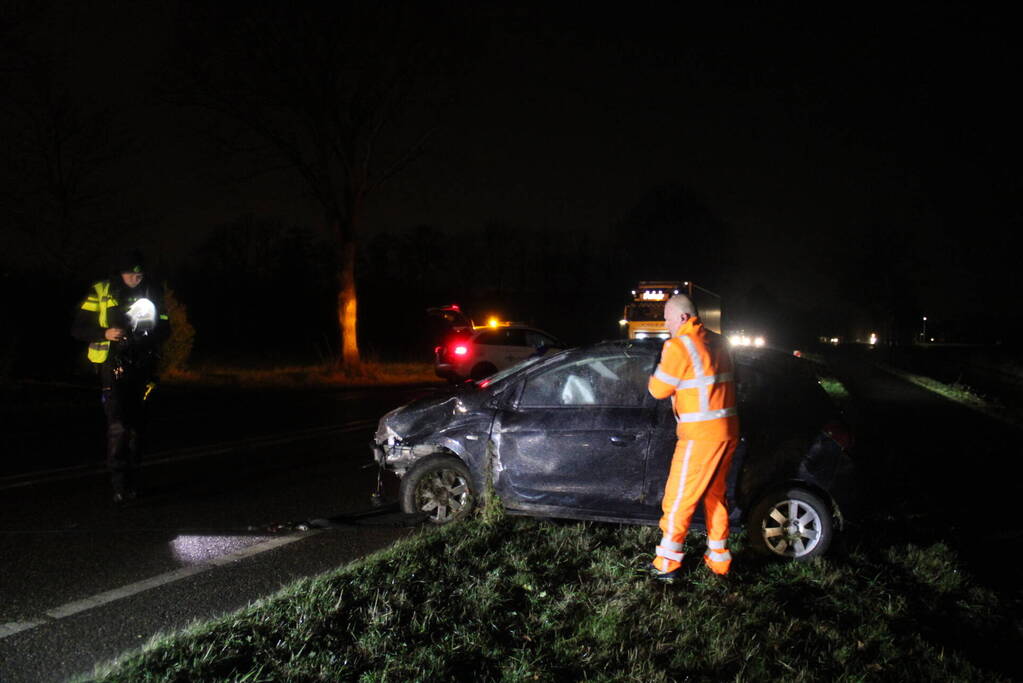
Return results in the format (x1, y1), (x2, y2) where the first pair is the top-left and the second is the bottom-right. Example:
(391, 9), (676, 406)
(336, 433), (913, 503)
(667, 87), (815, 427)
(620, 281), (723, 339)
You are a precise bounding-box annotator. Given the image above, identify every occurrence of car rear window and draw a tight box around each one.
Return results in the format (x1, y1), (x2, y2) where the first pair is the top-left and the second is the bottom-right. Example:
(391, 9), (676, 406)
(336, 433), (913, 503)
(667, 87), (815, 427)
(735, 356), (833, 425)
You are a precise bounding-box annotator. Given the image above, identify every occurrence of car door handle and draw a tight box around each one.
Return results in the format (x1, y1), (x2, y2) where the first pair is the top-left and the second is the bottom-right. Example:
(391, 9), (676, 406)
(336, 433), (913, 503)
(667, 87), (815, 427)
(609, 434), (637, 445)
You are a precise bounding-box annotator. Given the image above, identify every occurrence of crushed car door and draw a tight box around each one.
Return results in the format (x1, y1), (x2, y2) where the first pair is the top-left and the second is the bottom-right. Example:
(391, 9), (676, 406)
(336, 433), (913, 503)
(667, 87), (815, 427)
(493, 352), (657, 513)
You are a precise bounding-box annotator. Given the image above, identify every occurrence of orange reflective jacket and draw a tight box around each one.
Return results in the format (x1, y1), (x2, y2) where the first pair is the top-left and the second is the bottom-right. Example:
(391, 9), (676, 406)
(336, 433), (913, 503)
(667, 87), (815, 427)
(648, 316), (739, 441)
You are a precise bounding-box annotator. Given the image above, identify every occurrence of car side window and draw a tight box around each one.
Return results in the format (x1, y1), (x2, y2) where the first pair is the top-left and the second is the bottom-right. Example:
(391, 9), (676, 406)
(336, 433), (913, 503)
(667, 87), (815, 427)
(525, 330), (559, 348)
(519, 355), (652, 407)
(475, 331), (498, 345)
(503, 329), (528, 346)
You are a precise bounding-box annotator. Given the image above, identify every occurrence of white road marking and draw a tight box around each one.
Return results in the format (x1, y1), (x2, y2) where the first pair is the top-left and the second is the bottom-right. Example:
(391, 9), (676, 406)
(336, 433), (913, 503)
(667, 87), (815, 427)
(0, 531), (319, 640)
(0, 419), (378, 491)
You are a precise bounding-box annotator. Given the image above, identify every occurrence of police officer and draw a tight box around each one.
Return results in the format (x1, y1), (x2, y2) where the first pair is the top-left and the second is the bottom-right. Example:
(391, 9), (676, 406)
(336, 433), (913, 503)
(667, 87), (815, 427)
(72, 250), (170, 504)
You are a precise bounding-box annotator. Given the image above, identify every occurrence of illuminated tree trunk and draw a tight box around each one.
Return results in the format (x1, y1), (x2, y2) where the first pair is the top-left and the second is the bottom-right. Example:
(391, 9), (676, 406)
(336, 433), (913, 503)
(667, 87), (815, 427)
(330, 202), (361, 373)
(337, 234), (360, 371)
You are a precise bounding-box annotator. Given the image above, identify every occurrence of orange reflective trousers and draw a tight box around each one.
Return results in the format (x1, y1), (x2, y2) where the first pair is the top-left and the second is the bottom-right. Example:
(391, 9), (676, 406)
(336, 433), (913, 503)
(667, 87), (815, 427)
(652, 438), (738, 575)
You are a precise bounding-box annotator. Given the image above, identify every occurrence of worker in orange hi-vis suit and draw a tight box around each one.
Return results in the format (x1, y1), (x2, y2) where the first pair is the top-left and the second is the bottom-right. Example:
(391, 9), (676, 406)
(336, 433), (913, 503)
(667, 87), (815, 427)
(648, 293), (739, 579)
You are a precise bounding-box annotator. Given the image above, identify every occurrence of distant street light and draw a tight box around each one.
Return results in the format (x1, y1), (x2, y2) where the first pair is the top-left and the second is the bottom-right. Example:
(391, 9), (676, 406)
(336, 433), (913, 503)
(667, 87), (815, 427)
(922, 316), (927, 342)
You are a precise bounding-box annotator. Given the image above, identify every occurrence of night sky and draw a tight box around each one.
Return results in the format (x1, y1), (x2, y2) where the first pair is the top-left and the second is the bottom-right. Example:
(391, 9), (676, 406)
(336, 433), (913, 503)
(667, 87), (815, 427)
(4, 2), (1021, 347)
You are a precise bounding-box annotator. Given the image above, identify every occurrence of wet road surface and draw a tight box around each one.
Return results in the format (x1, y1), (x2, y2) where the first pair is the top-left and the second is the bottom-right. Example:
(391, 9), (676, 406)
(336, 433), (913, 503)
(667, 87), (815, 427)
(0, 383), (434, 682)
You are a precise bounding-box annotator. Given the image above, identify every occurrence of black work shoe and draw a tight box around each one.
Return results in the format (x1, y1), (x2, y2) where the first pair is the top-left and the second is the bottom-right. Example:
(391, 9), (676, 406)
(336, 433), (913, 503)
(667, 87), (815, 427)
(647, 562), (682, 583)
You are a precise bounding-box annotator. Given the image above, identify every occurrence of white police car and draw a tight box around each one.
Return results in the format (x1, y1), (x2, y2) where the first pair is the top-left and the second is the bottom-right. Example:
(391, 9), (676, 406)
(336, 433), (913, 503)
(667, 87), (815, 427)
(435, 321), (566, 382)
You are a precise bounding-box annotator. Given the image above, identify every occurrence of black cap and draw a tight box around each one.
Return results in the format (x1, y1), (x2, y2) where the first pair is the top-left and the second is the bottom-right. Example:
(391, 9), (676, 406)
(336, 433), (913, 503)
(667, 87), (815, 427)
(116, 249), (146, 274)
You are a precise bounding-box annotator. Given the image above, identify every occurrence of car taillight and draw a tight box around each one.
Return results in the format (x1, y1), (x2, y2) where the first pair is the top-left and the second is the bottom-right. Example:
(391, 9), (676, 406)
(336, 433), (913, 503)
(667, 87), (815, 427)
(823, 419), (854, 451)
(442, 337), (471, 360)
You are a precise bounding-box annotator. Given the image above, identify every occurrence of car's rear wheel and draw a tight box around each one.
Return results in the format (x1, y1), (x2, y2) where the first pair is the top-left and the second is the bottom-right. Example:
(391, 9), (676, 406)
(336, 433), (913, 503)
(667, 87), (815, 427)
(400, 456), (475, 524)
(749, 488), (832, 560)
(469, 362), (498, 381)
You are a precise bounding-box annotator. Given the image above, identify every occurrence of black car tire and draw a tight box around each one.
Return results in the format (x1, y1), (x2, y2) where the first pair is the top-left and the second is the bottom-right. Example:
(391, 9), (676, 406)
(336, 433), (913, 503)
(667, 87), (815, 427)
(748, 487), (833, 560)
(469, 362), (498, 381)
(400, 455), (475, 525)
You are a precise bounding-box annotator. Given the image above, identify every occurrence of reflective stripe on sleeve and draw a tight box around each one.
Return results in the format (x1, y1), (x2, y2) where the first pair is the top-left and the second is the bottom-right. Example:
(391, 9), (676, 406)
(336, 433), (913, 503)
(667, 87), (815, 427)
(159, 314), (169, 320)
(656, 546), (684, 562)
(705, 550), (732, 563)
(81, 301), (100, 311)
(677, 372), (733, 389)
(707, 538), (727, 550)
(677, 406), (738, 423)
(654, 367), (682, 386)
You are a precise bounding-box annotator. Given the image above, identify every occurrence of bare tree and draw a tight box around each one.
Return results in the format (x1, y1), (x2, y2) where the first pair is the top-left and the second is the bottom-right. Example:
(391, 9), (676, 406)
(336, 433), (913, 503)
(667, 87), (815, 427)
(170, 2), (474, 372)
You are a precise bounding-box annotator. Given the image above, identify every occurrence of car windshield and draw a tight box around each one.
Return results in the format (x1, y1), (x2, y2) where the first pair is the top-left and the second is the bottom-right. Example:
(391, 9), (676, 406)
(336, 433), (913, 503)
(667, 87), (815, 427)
(626, 302), (666, 321)
(475, 354), (548, 388)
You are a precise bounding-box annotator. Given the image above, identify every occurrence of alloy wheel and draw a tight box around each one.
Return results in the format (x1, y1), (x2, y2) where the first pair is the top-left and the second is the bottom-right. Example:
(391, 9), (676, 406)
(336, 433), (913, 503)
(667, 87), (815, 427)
(760, 498), (824, 558)
(416, 468), (471, 523)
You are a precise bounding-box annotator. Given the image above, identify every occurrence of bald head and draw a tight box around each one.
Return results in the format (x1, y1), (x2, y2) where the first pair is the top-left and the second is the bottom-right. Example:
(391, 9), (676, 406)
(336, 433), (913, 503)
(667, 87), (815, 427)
(664, 293), (696, 337)
(665, 294), (696, 317)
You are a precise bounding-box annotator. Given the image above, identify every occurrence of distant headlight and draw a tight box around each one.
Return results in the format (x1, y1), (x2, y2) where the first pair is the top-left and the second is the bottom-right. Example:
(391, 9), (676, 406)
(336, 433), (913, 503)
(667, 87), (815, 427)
(753, 336), (765, 347)
(636, 332), (648, 339)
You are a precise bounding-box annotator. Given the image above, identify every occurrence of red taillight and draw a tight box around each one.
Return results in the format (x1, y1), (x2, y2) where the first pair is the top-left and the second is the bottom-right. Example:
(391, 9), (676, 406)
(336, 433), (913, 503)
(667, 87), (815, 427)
(442, 336), (471, 360)
(823, 419), (854, 451)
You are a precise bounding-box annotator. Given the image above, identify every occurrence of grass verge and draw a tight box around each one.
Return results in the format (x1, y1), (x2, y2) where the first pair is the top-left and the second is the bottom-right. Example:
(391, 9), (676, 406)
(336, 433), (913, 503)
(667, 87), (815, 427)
(87, 512), (1018, 681)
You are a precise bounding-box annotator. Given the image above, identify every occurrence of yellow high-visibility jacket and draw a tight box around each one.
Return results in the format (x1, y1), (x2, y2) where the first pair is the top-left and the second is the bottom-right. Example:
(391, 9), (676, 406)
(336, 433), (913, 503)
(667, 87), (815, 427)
(79, 281), (118, 363)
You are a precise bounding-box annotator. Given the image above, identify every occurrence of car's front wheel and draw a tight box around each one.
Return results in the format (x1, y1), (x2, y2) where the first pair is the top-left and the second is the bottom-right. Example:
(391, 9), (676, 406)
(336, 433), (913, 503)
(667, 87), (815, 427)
(400, 455), (475, 524)
(749, 488), (833, 560)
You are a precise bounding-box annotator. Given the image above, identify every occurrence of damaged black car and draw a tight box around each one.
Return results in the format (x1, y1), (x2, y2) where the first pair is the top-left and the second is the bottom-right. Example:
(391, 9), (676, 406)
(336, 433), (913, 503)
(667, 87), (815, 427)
(371, 339), (857, 560)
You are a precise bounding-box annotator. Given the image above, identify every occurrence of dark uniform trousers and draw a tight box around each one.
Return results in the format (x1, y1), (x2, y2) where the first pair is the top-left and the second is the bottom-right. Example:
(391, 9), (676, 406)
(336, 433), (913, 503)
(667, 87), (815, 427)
(100, 363), (149, 495)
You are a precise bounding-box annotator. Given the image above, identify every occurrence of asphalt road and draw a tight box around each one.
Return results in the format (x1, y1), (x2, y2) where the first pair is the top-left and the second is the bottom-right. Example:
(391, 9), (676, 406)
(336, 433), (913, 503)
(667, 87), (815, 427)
(2, 352), (1022, 681)
(823, 345), (1023, 594)
(0, 383), (435, 683)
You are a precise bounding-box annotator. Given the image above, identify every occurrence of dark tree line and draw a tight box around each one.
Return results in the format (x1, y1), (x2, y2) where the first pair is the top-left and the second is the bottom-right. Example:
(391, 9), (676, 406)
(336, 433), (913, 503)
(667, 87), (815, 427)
(170, 184), (745, 365)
